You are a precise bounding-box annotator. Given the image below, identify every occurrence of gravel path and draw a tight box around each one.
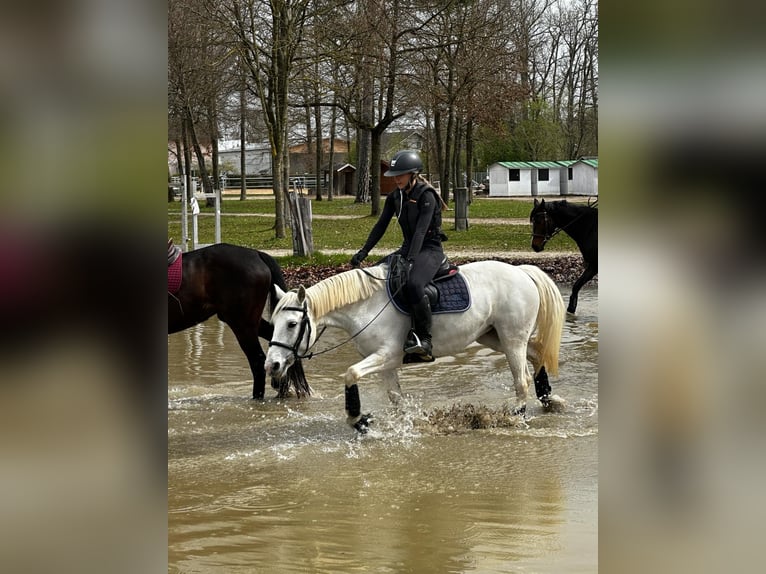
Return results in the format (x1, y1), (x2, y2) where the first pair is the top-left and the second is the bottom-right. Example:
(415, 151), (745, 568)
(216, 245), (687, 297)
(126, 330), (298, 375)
(174, 212), (531, 226)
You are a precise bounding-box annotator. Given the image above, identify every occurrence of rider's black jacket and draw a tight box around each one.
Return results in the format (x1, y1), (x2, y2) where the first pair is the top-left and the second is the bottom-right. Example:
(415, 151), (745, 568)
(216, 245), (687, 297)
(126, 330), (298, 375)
(360, 180), (445, 260)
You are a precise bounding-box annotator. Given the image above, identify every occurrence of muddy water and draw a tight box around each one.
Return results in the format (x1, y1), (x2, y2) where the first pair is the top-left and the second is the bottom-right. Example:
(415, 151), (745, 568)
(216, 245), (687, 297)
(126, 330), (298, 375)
(168, 286), (598, 573)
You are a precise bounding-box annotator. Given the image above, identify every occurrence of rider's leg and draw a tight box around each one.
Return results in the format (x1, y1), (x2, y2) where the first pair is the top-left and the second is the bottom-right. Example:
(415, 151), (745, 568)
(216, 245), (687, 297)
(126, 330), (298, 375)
(402, 250), (441, 358)
(404, 294), (433, 358)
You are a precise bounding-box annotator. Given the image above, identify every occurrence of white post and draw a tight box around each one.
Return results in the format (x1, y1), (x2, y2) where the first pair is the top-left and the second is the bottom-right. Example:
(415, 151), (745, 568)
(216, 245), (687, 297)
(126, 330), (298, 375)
(190, 195), (200, 250)
(180, 170), (188, 252)
(214, 187), (221, 244)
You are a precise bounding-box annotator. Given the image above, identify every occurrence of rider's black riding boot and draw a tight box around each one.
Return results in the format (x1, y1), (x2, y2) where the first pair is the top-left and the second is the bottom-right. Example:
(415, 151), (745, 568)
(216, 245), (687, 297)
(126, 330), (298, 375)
(404, 295), (433, 359)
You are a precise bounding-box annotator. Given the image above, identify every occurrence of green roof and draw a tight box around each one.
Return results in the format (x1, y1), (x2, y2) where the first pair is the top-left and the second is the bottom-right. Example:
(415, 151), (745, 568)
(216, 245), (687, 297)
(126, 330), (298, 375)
(497, 161), (564, 169)
(494, 158), (598, 169)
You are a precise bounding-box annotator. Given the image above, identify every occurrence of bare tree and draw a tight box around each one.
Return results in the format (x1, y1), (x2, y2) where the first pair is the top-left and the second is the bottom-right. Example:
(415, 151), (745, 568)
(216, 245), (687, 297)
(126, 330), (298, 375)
(208, 0), (313, 238)
(169, 0), (235, 205)
(168, 0), (598, 219)
(410, 0), (512, 200)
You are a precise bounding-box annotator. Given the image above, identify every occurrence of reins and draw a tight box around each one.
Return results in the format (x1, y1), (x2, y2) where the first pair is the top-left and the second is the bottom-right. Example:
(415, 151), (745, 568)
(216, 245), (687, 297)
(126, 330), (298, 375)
(268, 266), (400, 360)
(168, 291), (184, 317)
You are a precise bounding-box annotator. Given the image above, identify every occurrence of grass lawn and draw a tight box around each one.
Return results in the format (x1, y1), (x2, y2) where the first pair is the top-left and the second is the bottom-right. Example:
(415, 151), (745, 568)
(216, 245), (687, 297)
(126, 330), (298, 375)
(168, 195), (580, 264)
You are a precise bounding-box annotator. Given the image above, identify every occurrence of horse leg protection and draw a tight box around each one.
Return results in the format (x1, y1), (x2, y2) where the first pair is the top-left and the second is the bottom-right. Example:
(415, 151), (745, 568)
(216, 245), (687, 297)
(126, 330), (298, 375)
(345, 384), (372, 433)
(345, 384), (361, 418)
(534, 366), (551, 407)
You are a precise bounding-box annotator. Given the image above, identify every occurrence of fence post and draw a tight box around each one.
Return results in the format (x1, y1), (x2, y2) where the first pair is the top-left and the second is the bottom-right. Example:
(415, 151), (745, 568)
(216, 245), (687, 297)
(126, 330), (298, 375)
(180, 171), (188, 251)
(190, 196), (200, 249)
(454, 187), (469, 231)
(287, 191), (313, 256)
(214, 188), (221, 244)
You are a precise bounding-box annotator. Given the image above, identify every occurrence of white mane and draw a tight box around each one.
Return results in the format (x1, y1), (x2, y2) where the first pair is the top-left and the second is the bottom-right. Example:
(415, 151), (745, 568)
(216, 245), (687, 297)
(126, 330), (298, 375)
(276, 266), (388, 319)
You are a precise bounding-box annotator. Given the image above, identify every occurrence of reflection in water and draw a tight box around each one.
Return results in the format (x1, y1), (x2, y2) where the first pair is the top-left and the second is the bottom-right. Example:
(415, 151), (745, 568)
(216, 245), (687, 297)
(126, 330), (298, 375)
(168, 286), (597, 573)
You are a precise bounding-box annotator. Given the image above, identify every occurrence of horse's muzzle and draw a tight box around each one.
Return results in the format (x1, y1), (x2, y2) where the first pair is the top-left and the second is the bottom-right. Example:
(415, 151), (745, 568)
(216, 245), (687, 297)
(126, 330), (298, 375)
(531, 241), (544, 253)
(265, 355), (291, 379)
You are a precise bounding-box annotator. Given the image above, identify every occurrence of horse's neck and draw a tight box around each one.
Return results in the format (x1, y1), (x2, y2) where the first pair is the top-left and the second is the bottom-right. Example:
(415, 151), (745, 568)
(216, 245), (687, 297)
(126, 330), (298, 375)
(304, 268), (385, 321)
(552, 205), (595, 241)
(307, 286), (384, 334)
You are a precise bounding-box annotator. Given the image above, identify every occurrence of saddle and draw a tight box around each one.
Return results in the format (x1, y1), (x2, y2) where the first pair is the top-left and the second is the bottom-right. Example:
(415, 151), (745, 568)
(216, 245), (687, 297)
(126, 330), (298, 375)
(168, 239), (183, 294)
(386, 255), (470, 315)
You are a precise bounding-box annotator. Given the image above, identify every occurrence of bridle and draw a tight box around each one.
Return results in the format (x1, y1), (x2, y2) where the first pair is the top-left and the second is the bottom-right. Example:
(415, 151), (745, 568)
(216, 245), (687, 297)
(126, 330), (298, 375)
(267, 301), (316, 360)
(531, 209), (559, 247)
(267, 267), (401, 361)
(531, 200), (598, 247)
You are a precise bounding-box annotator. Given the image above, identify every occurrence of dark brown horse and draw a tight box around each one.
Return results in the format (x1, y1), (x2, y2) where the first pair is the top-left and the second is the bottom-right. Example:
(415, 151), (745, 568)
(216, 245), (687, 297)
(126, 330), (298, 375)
(530, 198), (597, 314)
(168, 242), (310, 399)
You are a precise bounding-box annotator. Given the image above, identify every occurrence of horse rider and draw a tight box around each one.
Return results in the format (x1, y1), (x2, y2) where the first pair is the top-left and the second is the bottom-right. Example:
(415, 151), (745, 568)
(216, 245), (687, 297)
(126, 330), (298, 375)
(350, 150), (447, 361)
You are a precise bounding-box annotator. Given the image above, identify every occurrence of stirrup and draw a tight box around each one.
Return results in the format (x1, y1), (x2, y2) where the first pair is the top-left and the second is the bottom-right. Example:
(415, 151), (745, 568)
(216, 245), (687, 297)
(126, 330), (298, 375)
(403, 332), (433, 359)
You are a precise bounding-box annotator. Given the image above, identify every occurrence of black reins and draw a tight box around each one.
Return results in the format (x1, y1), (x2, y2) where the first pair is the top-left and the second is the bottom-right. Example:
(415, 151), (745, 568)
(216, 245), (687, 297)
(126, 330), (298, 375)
(267, 267), (400, 361)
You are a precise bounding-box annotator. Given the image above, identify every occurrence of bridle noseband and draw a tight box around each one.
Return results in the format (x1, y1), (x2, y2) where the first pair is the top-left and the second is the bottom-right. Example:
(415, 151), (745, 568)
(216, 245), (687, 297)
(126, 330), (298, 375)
(267, 302), (316, 360)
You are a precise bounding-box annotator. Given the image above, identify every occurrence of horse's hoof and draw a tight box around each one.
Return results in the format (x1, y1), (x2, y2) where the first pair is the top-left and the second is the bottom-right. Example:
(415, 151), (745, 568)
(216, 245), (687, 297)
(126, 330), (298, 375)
(541, 395), (567, 413)
(511, 404), (526, 418)
(350, 413), (374, 434)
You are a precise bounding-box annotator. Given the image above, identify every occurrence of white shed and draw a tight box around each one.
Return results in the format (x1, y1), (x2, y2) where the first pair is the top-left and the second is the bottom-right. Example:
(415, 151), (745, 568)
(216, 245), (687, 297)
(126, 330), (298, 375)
(559, 158), (598, 196)
(488, 161), (564, 197)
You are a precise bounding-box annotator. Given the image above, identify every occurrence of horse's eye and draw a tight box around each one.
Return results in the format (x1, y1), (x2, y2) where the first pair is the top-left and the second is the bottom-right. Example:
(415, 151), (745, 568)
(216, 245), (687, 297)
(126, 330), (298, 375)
(287, 320), (298, 328)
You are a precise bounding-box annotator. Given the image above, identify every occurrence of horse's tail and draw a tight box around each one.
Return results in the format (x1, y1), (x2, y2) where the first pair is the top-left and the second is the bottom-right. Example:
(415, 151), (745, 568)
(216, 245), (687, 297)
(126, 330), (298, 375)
(519, 265), (565, 376)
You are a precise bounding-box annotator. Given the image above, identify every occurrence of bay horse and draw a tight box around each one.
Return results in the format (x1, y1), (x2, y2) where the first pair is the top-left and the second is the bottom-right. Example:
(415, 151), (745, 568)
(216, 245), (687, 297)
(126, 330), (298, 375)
(168, 242), (310, 399)
(530, 198), (598, 314)
(264, 261), (565, 433)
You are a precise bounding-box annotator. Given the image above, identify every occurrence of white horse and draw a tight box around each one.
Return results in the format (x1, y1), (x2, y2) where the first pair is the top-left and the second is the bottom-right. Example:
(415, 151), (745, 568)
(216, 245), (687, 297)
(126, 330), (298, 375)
(265, 261), (566, 432)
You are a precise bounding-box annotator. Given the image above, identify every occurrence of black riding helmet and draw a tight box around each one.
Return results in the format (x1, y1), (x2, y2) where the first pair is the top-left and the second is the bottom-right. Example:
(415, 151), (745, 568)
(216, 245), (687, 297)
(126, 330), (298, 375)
(384, 150), (423, 176)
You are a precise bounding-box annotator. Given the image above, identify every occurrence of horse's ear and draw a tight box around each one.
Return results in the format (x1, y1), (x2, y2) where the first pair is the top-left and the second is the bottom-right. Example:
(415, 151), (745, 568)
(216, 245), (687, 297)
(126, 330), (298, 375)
(297, 285), (306, 303)
(274, 284), (286, 301)
(540, 198), (545, 206)
(533, 198), (540, 207)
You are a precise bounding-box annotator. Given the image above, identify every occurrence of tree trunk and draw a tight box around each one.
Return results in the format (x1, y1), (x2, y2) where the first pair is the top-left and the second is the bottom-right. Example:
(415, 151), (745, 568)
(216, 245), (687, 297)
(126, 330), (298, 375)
(181, 119), (192, 201)
(356, 127), (371, 203)
(370, 129), (382, 216)
(314, 95), (323, 201)
(327, 100), (337, 200)
(186, 111), (212, 196)
(239, 79), (247, 200)
(442, 102), (455, 205)
(465, 118), (474, 194)
(452, 118), (463, 190)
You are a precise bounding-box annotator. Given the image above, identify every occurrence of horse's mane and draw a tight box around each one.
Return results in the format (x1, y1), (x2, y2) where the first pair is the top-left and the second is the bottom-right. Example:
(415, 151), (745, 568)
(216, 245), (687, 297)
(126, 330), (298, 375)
(276, 266), (388, 319)
(551, 200), (597, 214)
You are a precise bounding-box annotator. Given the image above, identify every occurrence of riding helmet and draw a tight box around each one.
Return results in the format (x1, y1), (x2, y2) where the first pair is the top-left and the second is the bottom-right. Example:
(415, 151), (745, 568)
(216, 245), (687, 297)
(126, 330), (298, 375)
(384, 150), (423, 176)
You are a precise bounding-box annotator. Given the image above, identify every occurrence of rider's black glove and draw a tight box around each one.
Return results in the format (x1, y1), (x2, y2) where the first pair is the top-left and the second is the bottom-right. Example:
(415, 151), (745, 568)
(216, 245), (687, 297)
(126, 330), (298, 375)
(350, 250), (368, 267)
